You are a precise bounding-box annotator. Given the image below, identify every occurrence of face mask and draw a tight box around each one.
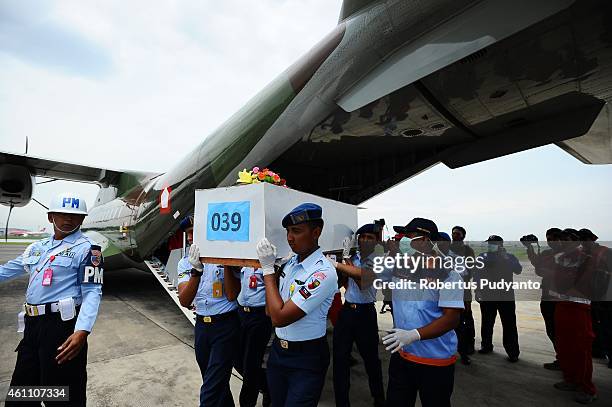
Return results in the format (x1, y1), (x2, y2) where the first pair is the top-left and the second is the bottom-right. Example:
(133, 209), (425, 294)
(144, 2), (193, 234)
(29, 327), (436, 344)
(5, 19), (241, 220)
(487, 243), (498, 253)
(399, 236), (424, 256)
(372, 243), (385, 257)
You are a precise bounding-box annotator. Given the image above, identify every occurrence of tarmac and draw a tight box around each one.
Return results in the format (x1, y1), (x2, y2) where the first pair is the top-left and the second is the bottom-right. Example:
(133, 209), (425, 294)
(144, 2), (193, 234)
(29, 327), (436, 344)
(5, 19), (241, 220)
(1, 243), (611, 406)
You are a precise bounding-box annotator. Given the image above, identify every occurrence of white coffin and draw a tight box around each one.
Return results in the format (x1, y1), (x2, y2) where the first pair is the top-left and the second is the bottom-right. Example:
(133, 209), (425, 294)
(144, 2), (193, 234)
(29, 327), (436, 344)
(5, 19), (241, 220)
(193, 182), (357, 266)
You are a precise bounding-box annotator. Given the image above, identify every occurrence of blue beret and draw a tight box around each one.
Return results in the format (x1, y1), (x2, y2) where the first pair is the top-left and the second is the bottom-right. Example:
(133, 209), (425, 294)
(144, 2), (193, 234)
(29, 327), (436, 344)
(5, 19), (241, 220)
(356, 223), (381, 235)
(282, 203), (322, 228)
(179, 214), (194, 230)
(438, 232), (451, 241)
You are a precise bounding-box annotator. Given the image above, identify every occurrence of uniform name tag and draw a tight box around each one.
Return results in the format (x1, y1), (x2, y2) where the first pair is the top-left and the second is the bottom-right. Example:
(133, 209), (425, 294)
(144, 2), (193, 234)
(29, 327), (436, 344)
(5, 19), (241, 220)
(212, 281), (223, 298)
(206, 201), (250, 242)
(83, 266), (103, 284)
(249, 274), (258, 289)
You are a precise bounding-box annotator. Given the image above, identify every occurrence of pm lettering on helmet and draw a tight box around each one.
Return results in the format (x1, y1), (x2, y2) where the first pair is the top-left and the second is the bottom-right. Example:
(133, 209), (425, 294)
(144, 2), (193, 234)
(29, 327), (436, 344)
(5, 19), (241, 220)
(62, 197), (79, 208)
(83, 266), (103, 284)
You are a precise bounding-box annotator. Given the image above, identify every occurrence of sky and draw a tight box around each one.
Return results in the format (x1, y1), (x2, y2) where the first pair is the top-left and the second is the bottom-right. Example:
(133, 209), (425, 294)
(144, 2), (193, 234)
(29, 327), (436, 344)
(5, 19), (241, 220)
(1, 0), (611, 240)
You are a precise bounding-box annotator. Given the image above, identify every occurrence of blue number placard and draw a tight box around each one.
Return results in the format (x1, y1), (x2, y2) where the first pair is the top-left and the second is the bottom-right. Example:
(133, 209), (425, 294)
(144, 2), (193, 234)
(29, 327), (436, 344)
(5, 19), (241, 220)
(207, 201), (250, 242)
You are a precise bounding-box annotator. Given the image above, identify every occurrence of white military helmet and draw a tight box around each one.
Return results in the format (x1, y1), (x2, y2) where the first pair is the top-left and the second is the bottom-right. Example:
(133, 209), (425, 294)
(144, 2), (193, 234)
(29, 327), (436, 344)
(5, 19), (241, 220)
(47, 192), (88, 215)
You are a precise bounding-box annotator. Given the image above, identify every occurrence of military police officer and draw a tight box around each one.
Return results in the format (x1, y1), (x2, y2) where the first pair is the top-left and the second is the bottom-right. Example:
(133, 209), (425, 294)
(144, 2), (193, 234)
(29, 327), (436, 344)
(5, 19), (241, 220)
(0, 192), (103, 406)
(329, 223), (385, 407)
(383, 218), (464, 407)
(223, 262), (272, 406)
(177, 216), (239, 407)
(474, 235), (522, 362)
(256, 203), (338, 406)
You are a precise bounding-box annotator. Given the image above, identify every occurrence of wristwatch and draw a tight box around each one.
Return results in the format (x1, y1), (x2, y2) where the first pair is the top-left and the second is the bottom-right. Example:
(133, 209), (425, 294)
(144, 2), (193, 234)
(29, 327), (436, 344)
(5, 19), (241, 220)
(190, 268), (203, 277)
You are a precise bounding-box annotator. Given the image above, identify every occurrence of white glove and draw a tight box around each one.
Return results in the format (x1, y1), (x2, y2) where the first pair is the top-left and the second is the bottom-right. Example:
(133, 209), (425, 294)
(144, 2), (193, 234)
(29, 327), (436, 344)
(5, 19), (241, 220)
(326, 254), (338, 268)
(382, 328), (420, 353)
(342, 235), (354, 260)
(188, 244), (203, 272)
(256, 238), (277, 276)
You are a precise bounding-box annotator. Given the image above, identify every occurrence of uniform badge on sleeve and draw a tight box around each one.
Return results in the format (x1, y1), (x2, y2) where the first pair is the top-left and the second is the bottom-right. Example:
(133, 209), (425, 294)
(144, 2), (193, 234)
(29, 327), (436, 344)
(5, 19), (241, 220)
(91, 248), (102, 267)
(299, 286), (312, 299)
(82, 245), (104, 285)
(313, 272), (327, 281)
(307, 279), (321, 290)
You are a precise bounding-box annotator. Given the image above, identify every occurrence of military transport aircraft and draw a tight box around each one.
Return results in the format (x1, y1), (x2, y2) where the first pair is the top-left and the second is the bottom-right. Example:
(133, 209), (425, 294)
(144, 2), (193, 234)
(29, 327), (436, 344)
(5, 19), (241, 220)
(1, 0), (612, 269)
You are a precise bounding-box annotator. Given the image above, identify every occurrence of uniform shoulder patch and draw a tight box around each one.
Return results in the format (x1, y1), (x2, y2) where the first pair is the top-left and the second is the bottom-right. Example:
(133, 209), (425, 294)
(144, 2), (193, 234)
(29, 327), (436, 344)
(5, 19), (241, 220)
(22, 242), (38, 258)
(90, 245), (103, 267)
(81, 245), (104, 284)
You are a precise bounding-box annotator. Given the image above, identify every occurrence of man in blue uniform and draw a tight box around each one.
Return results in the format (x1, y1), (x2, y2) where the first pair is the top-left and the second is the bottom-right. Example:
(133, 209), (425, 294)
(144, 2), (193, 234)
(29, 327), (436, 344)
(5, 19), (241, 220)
(177, 218), (238, 407)
(224, 262), (272, 406)
(0, 192), (103, 407)
(256, 203), (338, 407)
(450, 226), (477, 360)
(328, 223), (385, 407)
(437, 231), (474, 365)
(383, 218), (464, 407)
(474, 235), (522, 362)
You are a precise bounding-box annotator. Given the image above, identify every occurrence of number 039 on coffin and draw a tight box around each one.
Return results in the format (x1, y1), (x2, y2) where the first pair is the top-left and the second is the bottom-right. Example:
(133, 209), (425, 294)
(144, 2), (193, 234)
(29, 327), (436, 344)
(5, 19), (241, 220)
(193, 182), (358, 267)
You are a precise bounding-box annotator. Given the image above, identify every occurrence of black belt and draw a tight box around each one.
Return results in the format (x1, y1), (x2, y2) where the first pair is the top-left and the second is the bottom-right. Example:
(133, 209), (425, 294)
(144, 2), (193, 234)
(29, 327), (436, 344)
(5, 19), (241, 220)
(238, 305), (266, 313)
(196, 310), (238, 324)
(344, 301), (375, 310)
(274, 336), (326, 352)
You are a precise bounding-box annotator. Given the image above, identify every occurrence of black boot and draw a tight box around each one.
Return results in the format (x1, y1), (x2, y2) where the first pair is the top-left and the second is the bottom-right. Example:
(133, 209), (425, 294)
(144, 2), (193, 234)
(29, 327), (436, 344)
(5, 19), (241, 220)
(460, 354), (472, 365)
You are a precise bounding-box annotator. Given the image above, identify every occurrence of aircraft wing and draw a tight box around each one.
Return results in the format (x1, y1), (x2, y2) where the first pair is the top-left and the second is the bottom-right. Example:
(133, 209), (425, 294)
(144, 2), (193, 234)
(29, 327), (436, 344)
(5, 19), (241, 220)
(337, 0), (576, 112)
(0, 151), (158, 207)
(1, 150), (124, 186)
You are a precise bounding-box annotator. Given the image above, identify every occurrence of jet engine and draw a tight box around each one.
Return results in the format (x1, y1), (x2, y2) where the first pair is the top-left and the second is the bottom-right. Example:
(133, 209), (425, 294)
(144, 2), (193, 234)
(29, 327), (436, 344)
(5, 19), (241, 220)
(0, 164), (34, 207)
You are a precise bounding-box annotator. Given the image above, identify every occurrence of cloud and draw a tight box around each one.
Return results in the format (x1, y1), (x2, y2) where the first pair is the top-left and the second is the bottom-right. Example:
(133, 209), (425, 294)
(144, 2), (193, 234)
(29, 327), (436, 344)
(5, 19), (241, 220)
(0, 0), (113, 78)
(0, 0), (343, 229)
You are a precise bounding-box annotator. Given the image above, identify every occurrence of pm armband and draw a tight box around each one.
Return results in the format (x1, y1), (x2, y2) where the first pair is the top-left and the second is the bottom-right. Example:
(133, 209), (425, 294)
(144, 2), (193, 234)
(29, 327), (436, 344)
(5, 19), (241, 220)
(81, 245), (104, 285)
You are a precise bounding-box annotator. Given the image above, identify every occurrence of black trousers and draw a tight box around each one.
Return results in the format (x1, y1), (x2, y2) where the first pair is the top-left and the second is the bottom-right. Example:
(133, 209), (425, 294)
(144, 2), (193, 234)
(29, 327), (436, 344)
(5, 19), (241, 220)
(333, 303), (384, 406)
(540, 300), (557, 358)
(386, 353), (455, 407)
(599, 301), (612, 357)
(267, 337), (329, 407)
(479, 301), (520, 358)
(455, 301), (475, 356)
(7, 313), (88, 407)
(194, 311), (240, 407)
(234, 307), (272, 407)
(592, 301), (607, 357)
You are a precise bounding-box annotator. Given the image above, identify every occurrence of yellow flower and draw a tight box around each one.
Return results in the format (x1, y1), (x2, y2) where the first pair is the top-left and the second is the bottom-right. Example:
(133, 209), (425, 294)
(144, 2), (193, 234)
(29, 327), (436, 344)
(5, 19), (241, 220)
(236, 169), (253, 184)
